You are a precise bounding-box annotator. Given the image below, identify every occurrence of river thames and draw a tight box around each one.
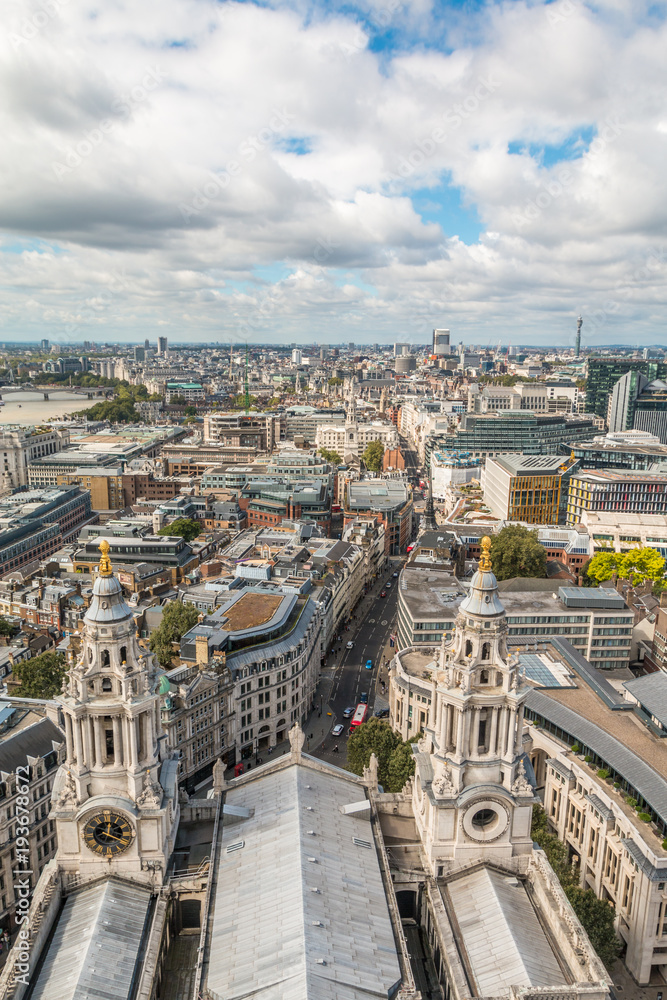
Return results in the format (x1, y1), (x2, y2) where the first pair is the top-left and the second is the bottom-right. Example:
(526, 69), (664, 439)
(0, 390), (88, 425)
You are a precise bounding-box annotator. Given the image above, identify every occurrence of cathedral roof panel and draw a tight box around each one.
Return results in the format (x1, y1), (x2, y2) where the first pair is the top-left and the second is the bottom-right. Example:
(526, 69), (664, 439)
(445, 866), (565, 995)
(205, 763), (401, 1000)
(30, 878), (152, 1000)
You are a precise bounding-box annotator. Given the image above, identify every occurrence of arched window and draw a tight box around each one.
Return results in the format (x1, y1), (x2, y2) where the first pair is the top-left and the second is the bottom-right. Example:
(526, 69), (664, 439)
(88, 648), (93, 663)
(101, 650), (110, 668)
(481, 642), (490, 661)
(102, 678), (112, 692)
(480, 669), (489, 684)
(465, 639), (472, 657)
(120, 646), (127, 664)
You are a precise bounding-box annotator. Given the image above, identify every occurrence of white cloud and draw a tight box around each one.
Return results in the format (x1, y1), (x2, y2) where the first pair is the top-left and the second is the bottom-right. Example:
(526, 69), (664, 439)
(0, 0), (665, 345)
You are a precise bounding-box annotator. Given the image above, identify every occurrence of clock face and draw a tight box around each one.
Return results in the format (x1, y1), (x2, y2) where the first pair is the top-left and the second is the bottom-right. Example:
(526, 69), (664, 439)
(83, 810), (134, 858)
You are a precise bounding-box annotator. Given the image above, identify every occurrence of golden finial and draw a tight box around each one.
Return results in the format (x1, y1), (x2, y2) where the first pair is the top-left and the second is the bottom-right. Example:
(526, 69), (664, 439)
(570, 450), (576, 463)
(479, 535), (492, 572)
(98, 538), (112, 577)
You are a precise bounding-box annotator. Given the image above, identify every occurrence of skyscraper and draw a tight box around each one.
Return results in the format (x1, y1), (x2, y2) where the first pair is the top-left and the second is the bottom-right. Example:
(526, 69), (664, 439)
(432, 328), (451, 355)
(158, 336), (168, 356)
(41, 338), (49, 352)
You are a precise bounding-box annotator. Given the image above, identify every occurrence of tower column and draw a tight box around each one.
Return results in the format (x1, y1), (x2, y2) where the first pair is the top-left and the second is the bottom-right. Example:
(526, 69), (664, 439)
(127, 715), (139, 768)
(489, 705), (499, 756)
(455, 708), (465, 756)
(73, 716), (84, 766)
(472, 707), (481, 756)
(463, 707), (473, 758)
(113, 715), (123, 766)
(64, 714), (74, 764)
(94, 717), (105, 768)
(506, 707), (517, 757)
(515, 704), (525, 754)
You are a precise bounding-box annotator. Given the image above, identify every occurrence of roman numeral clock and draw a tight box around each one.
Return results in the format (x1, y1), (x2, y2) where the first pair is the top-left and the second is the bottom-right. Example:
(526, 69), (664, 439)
(83, 811), (135, 858)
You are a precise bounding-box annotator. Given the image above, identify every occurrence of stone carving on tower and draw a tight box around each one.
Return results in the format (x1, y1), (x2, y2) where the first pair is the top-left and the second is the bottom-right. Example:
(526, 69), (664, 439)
(412, 536), (537, 874)
(344, 393), (360, 467)
(50, 539), (180, 882)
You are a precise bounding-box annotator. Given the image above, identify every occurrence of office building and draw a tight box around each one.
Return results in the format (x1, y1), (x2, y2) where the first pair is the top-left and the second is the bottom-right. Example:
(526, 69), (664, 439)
(203, 412), (280, 453)
(345, 479), (413, 554)
(586, 358), (667, 418)
(133, 346), (145, 363)
(73, 522), (198, 583)
(0, 425), (68, 488)
(40, 339), (49, 352)
(395, 355), (417, 373)
(291, 348), (302, 364)
(180, 587), (321, 760)
(425, 411), (597, 463)
(432, 328), (452, 355)
(483, 453), (579, 524)
(566, 469), (667, 525)
(566, 430), (667, 472)
(157, 335), (168, 355)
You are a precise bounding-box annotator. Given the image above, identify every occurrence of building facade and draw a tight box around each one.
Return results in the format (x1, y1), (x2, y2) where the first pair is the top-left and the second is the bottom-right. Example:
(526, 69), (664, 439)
(483, 453), (578, 524)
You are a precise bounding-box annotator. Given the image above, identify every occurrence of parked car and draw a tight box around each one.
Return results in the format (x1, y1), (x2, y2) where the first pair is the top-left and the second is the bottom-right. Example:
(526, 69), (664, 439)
(346, 641), (354, 649)
(392, 571), (399, 578)
(342, 706), (355, 718)
(385, 581), (392, 589)
(365, 659), (373, 670)
(380, 590), (387, 598)
(374, 708), (390, 718)
(360, 692), (368, 704)
(332, 724), (344, 737)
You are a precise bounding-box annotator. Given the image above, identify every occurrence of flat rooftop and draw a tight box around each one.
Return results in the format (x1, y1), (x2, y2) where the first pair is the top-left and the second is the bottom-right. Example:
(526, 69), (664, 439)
(490, 453), (573, 475)
(399, 567), (466, 620)
(220, 592), (284, 631)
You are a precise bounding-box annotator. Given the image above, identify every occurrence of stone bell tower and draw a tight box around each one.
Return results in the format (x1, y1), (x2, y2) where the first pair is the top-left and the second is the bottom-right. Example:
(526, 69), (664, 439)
(51, 540), (179, 882)
(412, 536), (536, 873)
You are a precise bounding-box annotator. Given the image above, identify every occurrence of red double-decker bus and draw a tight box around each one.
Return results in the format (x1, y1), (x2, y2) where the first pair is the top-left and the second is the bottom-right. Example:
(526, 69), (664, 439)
(350, 703), (368, 729)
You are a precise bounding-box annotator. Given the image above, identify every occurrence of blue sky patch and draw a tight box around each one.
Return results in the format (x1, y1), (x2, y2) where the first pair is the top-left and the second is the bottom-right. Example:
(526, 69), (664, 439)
(273, 135), (314, 156)
(508, 126), (596, 166)
(1, 239), (66, 255)
(411, 181), (483, 245)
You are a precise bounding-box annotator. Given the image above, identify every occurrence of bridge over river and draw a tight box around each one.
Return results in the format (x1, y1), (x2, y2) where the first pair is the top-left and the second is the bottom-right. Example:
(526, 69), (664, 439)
(0, 384), (111, 400)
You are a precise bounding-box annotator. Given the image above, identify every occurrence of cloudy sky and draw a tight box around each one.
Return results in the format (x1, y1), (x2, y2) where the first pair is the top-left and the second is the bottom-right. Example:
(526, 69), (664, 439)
(1, 0), (666, 348)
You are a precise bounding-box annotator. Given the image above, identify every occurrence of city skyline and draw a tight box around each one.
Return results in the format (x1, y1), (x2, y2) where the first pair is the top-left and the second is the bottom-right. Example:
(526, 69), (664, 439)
(1, 0), (666, 347)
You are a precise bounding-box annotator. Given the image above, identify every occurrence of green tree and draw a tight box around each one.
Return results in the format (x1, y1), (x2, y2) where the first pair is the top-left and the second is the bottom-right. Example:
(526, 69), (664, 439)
(11, 651), (67, 699)
(586, 551), (621, 584)
(488, 525), (547, 581)
(328, 377), (343, 386)
(149, 601), (200, 668)
(619, 547), (666, 589)
(0, 616), (14, 637)
(386, 740), (416, 793)
(184, 405), (197, 416)
(169, 394), (187, 406)
(318, 447), (342, 466)
(157, 517), (201, 542)
(532, 808), (620, 968)
(346, 718), (416, 792)
(362, 440), (385, 472)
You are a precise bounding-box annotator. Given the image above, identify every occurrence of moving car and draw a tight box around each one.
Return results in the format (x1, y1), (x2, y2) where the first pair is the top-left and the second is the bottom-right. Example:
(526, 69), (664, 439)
(360, 692), (368, 703)
(392, 571), (399, 578)
(365, 659), (373, 670)
(346, 640), (354, 649)
(342, 707), (355, 718)
(332, 724), (344, 737)
(380, 590), (387, 598)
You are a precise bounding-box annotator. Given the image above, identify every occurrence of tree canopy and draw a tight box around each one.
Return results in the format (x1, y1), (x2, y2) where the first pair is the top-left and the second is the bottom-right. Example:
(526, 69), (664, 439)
(77, 382), (148, 423)
(346, 718), (415, 792)
(11, 651), (67, 699)
(149, 600), (200, 668)
(362, 440), (385, 472)
(0, 616), (15, 637)
(586, 547), (666, 591)
(488, 525), (547, 581)
(531, 808), (620, 968)
(318, 447), (342, 466)
(157, 517), (201, 542)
